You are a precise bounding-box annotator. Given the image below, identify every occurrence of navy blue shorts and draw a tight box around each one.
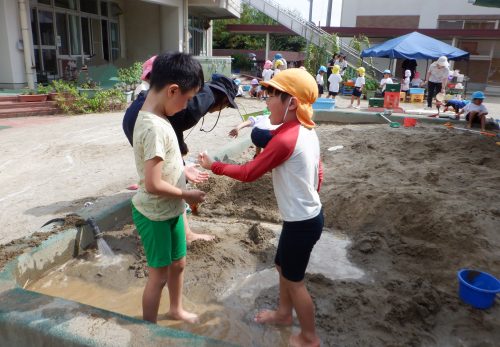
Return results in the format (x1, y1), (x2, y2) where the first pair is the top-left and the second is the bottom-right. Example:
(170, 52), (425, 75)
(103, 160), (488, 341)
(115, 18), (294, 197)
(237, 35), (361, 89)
(275, 210), (324, 282)
(352, 87), (362, 97)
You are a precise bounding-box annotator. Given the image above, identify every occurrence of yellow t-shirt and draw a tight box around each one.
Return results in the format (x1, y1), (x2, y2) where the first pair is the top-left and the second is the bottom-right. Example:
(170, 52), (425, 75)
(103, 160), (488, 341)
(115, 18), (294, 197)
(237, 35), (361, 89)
(132, 111), (186, 221)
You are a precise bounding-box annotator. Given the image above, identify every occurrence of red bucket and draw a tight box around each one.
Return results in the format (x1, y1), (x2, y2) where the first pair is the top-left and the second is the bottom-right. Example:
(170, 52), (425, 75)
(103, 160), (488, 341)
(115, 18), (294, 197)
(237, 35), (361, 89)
(404, 117), (417, 127)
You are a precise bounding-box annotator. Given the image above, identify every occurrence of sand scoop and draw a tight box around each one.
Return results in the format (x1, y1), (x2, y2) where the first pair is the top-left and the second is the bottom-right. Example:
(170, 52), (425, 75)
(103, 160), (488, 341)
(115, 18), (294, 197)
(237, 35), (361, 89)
(377, 111), (400, 128)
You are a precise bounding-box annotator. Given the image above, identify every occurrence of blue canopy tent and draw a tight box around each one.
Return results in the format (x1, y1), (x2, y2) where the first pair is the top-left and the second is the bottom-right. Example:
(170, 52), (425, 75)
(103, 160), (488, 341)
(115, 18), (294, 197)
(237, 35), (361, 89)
(361, 32), (470, 60)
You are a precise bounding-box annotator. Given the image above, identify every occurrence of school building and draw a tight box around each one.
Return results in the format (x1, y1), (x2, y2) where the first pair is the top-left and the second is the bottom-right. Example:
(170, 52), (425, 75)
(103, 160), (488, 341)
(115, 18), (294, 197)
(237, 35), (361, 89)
(0, 0), (241, 89)
(336, 0), (500, 93)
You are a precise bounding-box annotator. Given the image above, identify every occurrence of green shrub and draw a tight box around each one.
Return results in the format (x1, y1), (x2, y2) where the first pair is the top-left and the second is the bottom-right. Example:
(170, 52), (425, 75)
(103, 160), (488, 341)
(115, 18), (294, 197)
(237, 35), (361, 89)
(55, 87), (125, 114)
(118, 62), (142, 91)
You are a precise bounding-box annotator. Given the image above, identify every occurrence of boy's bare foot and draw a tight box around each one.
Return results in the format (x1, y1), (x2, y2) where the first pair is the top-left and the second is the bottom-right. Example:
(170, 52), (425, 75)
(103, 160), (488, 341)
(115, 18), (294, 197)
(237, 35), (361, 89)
(254, 309), (293, 326)
(186, 231), (215, 243)
(166, 309), (199, 324)
(289, 333), (321, 347)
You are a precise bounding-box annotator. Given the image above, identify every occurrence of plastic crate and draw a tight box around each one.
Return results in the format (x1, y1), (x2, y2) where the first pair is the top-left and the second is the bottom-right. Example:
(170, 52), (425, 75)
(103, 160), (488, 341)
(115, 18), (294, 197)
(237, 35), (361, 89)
(386, 83), (401, 92)
(384, 92), (400, 109)
(312, 97), (335, 110)
(342, 86), (353, 96)
(410, 94), (424, 103)
(369, 98), (384, 107)
(409, 87), (425, 94)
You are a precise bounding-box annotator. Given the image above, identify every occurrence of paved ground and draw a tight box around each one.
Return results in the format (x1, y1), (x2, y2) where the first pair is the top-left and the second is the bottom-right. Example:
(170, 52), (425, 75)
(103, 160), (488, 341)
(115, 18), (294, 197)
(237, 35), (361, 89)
(0, 98), (263, 245)
(0, 94), (498, 245)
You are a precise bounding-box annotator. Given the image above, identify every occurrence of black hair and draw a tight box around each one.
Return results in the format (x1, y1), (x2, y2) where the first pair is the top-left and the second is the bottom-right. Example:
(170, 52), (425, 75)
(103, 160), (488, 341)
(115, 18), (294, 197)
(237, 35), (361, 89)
(266, 86), (291, 103)
(149, 52), (204, 93)
(212, 89), (227, 108)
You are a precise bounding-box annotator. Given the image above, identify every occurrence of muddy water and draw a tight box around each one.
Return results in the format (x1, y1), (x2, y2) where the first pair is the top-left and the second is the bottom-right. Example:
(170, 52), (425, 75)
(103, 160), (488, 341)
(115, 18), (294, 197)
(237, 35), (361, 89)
(27, 220), (364, 346)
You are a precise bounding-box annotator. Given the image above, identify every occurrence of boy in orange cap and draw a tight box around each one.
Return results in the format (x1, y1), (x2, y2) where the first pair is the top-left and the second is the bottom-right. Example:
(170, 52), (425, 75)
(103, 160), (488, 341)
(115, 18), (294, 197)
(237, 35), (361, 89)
(199, 68), (323, 347)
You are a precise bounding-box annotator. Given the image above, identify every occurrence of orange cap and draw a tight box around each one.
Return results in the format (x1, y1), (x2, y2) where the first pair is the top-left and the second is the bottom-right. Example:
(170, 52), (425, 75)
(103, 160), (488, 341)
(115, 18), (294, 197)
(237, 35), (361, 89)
(260, 68), (318, 128)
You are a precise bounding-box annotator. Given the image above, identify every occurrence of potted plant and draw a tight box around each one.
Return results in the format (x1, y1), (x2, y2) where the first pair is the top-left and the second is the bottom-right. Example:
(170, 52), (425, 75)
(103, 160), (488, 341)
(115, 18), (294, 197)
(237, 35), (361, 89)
(364, 78), (379, 100)
(19, 86), (49, 102)
(78, 79), (101, 98)
(117, 62), (142, 102)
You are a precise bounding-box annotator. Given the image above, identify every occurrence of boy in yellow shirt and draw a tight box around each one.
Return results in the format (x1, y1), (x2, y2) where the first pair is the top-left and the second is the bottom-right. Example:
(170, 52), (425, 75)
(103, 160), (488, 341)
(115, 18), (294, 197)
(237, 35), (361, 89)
(131, 52), (205, 323)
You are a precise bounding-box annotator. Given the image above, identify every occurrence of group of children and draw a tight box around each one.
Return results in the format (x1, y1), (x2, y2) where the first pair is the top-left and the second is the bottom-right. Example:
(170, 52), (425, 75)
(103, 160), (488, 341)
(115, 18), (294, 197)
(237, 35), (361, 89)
(248, 53), (288, 100)
(126, 52), (323, 347)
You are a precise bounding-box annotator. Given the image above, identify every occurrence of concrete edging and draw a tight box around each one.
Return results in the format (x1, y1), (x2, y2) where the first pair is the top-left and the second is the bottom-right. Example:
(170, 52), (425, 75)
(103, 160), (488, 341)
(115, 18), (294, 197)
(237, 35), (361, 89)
(0, 194), (235, 347)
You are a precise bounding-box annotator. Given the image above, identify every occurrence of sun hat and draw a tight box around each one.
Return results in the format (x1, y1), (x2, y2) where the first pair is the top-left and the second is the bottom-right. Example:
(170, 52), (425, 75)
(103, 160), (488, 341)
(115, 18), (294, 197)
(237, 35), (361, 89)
(471, 91), (485, 100)
(275, 53), (283, 59)
(141, 55), (157, 81)
(357, 67), (366, 76)
(233, 78), (241, 86)
(207, 74), (238, 109)
(405, 69), (411, 77)
(383, 69), (391, 74)
(264, 60), (273, 69)
(332, 65), (340, 74)
(437, 56), (449, 68)
(251, 78), (259, 85)
(275, 60), (284, 67)
(318, 66), (327, 73)
(260, 68), (318, 129)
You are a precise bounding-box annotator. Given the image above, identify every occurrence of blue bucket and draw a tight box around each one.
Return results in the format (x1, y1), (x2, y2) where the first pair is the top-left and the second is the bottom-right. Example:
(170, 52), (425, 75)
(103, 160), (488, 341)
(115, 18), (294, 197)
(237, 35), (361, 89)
(457, 269), (500, 309)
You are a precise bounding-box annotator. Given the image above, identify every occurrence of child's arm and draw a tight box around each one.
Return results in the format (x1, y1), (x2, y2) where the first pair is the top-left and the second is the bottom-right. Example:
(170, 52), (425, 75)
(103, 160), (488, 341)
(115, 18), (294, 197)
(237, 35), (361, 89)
(144, 157), (205, 204)
(229, 119), (253, 138)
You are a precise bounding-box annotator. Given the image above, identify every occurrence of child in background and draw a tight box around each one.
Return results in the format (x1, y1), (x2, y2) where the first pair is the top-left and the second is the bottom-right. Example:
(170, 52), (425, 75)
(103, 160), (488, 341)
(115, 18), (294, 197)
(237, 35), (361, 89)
(274, 59), (284, 76)
(401, 69), (411, 96)
(316, 66), (327, 96)
(229, 110), (279, 157)
(456, 91), (488, 131)
(327, 65), (342, 99)
(131, 52), (205, 324)
(411, 71), (423, 88)
(443, 99), (469, 119)
(199, 68), (323, 347)
(261, 60), (274, 99)
(380, 69), (393, 96)
(233, 79), (244, 97)
(249, 79), (260, 98)
(350, 67), (365, 109)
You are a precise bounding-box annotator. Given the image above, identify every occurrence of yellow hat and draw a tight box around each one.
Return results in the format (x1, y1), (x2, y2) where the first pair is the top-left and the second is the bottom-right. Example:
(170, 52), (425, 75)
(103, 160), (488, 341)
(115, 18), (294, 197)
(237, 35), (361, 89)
(260, 68), (318, 129)
(332, 64), (340, 74)
(357, 67), (365, 76)
(275, 60), (283, 67)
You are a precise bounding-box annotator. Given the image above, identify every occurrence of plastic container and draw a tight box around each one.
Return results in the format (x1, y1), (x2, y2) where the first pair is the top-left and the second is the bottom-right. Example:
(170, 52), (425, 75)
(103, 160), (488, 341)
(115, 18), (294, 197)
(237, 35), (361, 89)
(403, 117), (417, 127)
(369, 98), (384, 107)
(383, 92), (400, 109)
(312, 97), (335, 110)
(409, 88), (425, 95)
(457, 269), (500, 309)
(385, 83), (401, 92)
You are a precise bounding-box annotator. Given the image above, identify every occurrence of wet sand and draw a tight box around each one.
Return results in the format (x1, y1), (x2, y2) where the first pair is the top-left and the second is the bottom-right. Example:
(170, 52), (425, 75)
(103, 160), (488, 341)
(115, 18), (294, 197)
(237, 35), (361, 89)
(21, 123), (500, 346)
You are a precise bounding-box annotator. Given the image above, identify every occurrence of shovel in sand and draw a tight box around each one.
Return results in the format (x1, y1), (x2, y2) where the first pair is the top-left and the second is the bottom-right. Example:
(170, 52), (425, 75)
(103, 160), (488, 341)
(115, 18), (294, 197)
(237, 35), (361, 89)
(377, 111), (400, 128)
(444, 122), (499, 138)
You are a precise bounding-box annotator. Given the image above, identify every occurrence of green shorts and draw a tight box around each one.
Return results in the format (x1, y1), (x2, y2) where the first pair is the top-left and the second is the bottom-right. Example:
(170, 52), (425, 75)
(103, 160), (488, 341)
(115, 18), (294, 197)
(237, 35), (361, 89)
(131, 203), (186, 268)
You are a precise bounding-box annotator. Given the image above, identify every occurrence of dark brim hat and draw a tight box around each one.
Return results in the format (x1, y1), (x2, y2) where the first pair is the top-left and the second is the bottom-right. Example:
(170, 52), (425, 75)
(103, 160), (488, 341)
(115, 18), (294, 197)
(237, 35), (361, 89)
(207, 74), (238, 109)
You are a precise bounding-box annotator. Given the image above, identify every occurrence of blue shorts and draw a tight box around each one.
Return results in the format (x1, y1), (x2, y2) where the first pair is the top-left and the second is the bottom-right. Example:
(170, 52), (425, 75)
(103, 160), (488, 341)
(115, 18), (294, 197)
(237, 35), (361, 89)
(352, 87), (362, 97)
(275, 210), (324, 282)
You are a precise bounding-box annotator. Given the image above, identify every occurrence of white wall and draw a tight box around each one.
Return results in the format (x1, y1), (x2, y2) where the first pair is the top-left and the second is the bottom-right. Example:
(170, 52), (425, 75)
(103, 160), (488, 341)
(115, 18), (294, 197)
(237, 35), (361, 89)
(0, 0), (31, 87)
(341, 0), (500, 28)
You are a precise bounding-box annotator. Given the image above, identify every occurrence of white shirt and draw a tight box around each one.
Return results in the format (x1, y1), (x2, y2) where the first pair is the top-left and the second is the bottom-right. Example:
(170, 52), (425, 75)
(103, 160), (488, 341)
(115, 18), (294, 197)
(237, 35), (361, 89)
(380, 77), (393, 92)
(316, 73), (324, 86)
(428, 62), (450, 83)
(462, 102), (488, 114)
(262, 68), (273, 82)
(402, 76), (410, 91)
(328, 73), (342, 92)
(273, 126), (322, 221)
(355, 76), (365, 88)
(248, 114), (279, 130)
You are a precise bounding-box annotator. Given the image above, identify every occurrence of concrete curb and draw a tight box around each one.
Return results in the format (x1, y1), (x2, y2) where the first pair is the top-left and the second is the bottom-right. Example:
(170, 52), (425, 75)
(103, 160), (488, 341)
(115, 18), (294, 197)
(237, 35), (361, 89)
(0, 194), (236, 347)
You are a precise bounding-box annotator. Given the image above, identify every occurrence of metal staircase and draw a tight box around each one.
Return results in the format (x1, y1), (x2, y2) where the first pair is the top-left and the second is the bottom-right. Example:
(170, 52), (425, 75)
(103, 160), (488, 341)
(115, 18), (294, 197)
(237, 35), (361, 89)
(241, 0), (384, 79)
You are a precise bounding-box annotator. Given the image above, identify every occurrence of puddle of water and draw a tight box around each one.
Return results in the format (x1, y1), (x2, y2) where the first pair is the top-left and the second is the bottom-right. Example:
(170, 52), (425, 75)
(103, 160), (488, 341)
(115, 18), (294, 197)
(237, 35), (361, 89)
(27, 227), (364, 347)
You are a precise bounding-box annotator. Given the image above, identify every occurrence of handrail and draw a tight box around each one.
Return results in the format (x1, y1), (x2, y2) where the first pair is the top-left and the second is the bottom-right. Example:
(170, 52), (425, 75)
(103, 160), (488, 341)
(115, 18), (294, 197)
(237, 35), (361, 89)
(241, 0), (384, 79)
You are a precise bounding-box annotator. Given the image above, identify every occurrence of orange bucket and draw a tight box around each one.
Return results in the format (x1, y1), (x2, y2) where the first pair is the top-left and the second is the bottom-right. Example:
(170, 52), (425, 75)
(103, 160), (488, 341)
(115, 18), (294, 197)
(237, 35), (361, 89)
(404, 117), (417, 127)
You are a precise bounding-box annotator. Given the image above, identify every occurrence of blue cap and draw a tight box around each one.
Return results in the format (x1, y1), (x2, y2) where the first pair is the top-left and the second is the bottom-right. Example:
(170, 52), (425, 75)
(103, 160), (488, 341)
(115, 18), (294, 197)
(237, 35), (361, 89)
(319, 66), (327, 73)
(383, 69), (391, 74)
(233, 78), (241, 86)
(275, 53), (282, 59)
(471, 91), (485, 100)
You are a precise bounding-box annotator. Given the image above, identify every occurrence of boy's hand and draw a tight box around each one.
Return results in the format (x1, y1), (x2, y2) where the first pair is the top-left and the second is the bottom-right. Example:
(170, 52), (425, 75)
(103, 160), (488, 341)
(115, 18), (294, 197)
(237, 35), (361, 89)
(182, 189), (206, 204)
(229, 128), (239, 138)
(198, 151), (214, 170)
(184, 165), (209, 183)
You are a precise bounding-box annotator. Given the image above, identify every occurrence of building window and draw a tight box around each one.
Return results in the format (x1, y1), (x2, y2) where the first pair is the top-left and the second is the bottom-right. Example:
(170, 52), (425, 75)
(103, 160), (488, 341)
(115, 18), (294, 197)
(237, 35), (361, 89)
(437, 20), (463, 29)
(110, 22), (119, 61)
(81, 17), (92, 55)
(101, 1), (108, 17)
(56, 13), (69, 55)
(458, 39), (494, 56)
(31, 9), (39, 45)
(69, 15), (81, 55)
(38, 0), (52, 5)
(81, 0), (99, 14)
(464, 21), (495, 29)
(54, 0), (77, 10)
(39, 10), (55, 46)
(101, 19), (109, 61)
